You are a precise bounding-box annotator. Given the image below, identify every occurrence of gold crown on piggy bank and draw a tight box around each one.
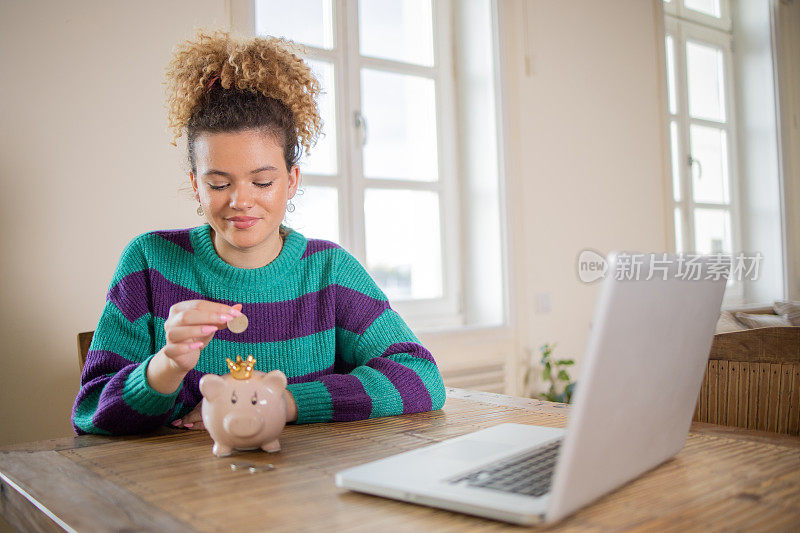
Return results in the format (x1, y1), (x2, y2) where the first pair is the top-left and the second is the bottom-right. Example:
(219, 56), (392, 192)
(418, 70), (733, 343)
(226, 355), (257, 380)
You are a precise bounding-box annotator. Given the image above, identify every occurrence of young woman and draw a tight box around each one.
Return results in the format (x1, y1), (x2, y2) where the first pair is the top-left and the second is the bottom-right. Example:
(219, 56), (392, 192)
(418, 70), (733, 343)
(71, 29), (445, 435)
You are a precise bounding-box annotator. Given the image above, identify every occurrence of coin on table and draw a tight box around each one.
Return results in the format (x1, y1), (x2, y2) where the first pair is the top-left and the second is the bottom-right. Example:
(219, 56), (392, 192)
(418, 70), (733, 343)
(228, 313), (249, 334)
(248, 464), (275, 473)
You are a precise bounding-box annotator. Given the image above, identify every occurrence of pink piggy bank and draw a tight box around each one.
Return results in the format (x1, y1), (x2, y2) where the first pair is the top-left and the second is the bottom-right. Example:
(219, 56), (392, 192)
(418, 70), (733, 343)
(199, 355), (288, 457)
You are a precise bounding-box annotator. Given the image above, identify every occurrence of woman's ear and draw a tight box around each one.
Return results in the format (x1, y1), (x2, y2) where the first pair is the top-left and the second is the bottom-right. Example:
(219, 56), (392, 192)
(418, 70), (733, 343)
(288, 166), (301, 198)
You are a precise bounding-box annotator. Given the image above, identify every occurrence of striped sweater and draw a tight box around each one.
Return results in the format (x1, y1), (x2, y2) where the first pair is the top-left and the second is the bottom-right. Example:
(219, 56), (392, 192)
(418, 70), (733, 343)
(72, 223), (446, 435)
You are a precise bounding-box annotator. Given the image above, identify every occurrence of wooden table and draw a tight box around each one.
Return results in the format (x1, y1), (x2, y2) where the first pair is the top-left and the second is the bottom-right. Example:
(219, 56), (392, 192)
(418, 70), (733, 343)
(1, 389), (799, 532)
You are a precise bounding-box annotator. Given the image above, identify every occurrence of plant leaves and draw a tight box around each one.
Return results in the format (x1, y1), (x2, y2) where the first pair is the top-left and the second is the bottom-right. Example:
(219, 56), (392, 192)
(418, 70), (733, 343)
(556, 359), (574, 366)
(557, 370), (571, 381)
(564, 382), (576, 403)
(542, 362), (551, 381)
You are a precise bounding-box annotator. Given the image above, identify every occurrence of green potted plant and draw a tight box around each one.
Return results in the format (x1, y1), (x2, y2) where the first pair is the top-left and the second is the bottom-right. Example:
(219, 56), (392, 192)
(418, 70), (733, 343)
(538, 343), (576, 404)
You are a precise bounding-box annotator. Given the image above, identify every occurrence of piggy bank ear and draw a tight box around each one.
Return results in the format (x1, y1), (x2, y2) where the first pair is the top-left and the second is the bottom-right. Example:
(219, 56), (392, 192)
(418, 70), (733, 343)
(199, 374), (226, 401)
(263, 369), (287, 390)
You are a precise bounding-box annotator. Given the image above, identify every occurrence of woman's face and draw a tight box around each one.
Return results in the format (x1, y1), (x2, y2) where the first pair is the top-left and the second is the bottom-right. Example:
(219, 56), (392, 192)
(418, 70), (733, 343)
(190, 129), (299, 257)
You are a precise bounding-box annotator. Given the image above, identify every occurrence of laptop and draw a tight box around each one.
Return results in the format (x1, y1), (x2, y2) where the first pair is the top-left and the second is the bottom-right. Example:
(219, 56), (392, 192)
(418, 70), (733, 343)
(335, 252), (729, 525)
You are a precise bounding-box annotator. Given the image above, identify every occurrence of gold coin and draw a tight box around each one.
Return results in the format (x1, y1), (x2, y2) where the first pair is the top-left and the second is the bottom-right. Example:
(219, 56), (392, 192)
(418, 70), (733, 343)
(228, 313), (248, 334)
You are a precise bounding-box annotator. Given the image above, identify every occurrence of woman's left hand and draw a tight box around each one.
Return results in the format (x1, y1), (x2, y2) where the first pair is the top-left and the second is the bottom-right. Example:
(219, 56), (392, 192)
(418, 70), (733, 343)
(172, 403), (205, 430)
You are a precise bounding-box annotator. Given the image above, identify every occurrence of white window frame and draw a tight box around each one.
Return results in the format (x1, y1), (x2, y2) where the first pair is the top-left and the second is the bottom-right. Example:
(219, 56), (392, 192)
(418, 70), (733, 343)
(663, 1), (743, 304)
(230, 0), (462, 329)
(663, 0), (732, 32)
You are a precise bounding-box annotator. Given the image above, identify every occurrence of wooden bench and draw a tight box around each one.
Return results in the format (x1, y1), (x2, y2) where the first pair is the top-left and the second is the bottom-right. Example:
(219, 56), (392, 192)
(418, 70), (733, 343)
(694, 326), (800, 435)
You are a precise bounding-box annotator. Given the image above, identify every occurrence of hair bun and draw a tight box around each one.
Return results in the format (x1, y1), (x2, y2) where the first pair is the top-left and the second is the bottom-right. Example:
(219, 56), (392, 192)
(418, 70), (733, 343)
(165, 28), (322, 154)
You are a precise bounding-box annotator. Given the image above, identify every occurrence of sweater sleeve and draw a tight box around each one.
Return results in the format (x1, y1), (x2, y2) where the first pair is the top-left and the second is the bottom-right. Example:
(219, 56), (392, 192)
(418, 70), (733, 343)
(286, 249), (446, 423)
(71, 235), (182, 435)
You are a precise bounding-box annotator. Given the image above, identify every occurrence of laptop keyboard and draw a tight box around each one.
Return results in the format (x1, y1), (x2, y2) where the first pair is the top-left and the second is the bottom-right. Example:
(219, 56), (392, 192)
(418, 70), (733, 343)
(447, 439), (562, 497)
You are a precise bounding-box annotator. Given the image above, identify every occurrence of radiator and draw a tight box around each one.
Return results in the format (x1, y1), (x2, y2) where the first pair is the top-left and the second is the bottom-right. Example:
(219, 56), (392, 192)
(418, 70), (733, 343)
(441, 363), (506, 394)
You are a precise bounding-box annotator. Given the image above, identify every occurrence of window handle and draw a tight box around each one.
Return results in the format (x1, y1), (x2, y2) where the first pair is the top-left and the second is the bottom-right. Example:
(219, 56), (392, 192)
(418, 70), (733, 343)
(688, 155), (703, 181)
(354, 111), (368, 146)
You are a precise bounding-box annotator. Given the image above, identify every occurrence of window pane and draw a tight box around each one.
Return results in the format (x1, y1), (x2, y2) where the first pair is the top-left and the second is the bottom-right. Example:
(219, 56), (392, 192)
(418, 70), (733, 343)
(364, 189), (442, 300)
(302, 60), (337, 176)
(686, 41), (726, 122)
(358, 0), (434, 67)
(665, 34), (677, 115)
(674, 207), (684, 253)
(361, 69), (438, 181)
(286, 185), (339, 243)
(689, 124), (730, 204)
(694, 208), (731, 254)
(670, 121), (681, 201)
(255, 0), (334, 50)
(684, 0), (721, 18)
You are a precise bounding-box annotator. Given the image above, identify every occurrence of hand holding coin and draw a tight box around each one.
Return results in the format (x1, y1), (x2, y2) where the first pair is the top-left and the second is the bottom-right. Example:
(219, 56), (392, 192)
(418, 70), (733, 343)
(158, 301), (243, 373)
(226, 309), (248, 333)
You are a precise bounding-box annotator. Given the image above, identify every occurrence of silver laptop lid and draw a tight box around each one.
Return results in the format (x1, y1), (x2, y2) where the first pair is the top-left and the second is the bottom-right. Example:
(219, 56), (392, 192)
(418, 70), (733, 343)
(546, 252), (729, 523)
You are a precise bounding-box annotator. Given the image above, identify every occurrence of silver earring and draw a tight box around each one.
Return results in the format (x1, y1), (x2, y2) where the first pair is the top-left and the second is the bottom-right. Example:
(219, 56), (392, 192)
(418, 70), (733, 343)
(196, 205), (204, 216)
(286, 200), (295, 213)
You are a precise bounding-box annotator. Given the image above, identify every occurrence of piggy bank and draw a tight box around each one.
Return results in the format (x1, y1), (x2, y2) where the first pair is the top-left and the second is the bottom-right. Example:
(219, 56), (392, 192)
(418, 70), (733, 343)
(199, 355), (288, 457)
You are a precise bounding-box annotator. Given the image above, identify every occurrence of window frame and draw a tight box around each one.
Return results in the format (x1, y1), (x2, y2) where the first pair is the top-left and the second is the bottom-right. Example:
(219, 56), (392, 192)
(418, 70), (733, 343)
(231, 0), (463, 329)
(663, 8), (743, 304)
(663, 0), (732, 32)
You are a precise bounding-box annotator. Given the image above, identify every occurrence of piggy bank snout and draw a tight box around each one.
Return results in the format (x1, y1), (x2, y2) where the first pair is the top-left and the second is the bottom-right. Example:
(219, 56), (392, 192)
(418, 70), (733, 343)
(223, 413), (263, 438)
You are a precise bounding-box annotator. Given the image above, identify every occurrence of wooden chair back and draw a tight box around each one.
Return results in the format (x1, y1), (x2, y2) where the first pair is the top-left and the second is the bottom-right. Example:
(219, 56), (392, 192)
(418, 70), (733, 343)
(693, 327), (800, 435)
(77, 331), (94, 372)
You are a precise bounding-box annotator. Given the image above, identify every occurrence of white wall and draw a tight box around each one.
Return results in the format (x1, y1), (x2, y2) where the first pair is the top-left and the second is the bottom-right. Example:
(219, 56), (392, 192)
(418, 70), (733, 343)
(497, 0), (668, 392)
(453, 0), (505, 328)
(0, 0), (228, 446)
(0, 0), (668, 446)
(775, 0), (800, 300)
(732, 0), (786, 303)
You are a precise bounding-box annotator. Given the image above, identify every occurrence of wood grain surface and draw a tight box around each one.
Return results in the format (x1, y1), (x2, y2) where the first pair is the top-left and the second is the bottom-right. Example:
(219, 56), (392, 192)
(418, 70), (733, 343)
(2, 388), (799, 532)
(693, 328), (800, 435)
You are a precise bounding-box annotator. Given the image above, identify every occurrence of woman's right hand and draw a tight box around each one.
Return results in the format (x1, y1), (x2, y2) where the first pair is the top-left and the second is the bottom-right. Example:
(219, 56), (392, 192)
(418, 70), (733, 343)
(161, 300), (242, 372)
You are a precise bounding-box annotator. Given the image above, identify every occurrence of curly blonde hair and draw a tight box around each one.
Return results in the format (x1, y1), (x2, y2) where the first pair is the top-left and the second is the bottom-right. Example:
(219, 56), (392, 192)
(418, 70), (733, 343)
(164, 28), (322, 171)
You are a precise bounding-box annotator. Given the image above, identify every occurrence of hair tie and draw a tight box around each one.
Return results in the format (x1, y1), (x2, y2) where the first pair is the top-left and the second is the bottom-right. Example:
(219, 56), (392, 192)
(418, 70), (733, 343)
(207, 75), (220, 88)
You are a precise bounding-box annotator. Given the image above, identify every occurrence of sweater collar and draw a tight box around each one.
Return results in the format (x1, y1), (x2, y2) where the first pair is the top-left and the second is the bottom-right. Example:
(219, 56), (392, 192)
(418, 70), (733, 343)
(190, 223), (306, 288)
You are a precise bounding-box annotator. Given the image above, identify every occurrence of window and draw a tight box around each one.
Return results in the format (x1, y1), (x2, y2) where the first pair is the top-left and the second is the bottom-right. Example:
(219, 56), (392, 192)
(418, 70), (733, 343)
(236, 0), (462, 327)
(663, 0), (742, 302)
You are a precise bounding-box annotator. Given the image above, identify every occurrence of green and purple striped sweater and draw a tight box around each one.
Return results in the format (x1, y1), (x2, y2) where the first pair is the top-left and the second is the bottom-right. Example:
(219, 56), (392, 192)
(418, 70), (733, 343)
(72, 223), (446, 435)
